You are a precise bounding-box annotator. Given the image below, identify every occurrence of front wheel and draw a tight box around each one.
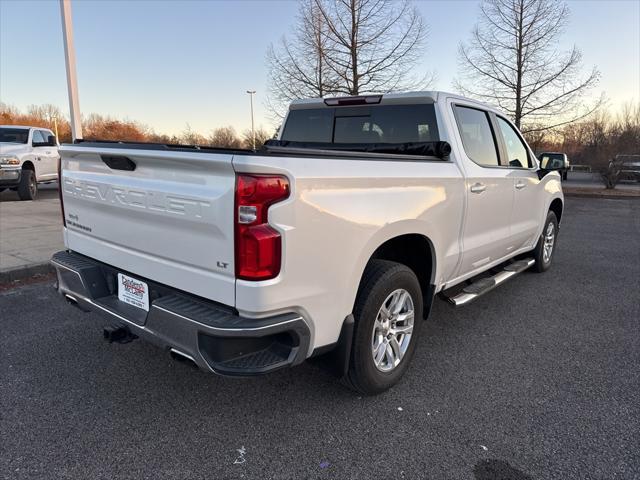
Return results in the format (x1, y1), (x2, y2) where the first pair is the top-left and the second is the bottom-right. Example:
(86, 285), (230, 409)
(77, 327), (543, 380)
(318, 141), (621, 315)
(17, 169), (37, 201)
(345, 260), (423, 395)
(532, 210), (558, 273)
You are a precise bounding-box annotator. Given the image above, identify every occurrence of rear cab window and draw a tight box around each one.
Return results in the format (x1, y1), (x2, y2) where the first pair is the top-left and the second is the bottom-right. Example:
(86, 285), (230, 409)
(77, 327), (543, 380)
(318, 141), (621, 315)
(281, 104), (440, 145)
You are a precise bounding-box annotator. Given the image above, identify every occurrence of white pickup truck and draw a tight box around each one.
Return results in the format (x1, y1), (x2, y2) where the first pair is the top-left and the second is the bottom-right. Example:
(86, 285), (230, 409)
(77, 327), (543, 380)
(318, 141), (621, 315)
(51, 92), (565, 394)
(0, 125), (59, 200)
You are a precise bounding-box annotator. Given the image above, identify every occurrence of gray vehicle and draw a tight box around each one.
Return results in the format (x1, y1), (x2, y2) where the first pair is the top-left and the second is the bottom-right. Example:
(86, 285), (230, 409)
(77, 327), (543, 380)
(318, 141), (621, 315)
(611, 155), (640, 182)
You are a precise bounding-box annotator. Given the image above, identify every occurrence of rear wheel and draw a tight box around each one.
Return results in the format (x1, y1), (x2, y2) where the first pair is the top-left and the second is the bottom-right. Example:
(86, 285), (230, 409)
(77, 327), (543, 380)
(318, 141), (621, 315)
(345, 260), (423, 395)
(532, 210), (558, 273)
(17, 169), (37, 201)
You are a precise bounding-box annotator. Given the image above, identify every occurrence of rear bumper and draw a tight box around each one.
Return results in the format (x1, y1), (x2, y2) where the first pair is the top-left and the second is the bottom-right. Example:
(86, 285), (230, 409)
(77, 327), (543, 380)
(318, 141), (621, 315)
(51, 250), (310, 375)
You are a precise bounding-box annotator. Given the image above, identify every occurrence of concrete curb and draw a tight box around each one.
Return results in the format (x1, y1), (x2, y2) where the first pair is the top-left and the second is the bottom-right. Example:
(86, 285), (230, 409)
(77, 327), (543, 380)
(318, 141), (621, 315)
(0, 262), (55, 284)
(564, 190), (640, 200)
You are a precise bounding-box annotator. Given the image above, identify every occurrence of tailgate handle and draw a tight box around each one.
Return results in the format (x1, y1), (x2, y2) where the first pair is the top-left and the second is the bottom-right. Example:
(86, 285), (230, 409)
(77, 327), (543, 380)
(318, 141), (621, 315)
(101, 155), (136, 171)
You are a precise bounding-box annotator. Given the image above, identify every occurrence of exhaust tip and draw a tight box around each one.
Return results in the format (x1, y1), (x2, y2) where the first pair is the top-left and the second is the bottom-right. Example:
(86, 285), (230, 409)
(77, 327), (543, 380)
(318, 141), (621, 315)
(170, 348), (198, 369)
(64, 294), (78, 305)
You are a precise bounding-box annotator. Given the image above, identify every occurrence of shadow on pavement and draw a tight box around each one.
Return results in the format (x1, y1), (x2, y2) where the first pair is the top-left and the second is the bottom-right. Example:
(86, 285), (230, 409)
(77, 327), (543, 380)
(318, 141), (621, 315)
(0, 182), (59, 202)
(473, 459), (533, 480)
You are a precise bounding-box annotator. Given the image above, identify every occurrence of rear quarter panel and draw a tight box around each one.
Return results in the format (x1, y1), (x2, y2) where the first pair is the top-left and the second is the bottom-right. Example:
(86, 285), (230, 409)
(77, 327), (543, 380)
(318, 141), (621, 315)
(232, 154), (465, 351)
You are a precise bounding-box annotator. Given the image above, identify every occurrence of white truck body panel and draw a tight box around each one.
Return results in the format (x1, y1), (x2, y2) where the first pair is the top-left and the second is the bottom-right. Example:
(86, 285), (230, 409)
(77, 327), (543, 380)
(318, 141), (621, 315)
(60, 146), (237, 305)
(233, 153), (465, 348)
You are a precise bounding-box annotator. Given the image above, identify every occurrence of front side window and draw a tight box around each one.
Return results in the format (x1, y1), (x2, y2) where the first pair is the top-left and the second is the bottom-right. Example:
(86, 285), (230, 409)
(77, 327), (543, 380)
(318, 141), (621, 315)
(31, 130), (44, 144)
(39, 130), (53, 144)
(454, 106), (499, 167)
(497, 117), (531, 168)
(32, 130), (45, 145)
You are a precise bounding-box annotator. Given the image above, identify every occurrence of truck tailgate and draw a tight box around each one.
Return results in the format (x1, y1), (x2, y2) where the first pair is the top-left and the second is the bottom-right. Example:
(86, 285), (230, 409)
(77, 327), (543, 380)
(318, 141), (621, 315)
(59, 145), (237, 306)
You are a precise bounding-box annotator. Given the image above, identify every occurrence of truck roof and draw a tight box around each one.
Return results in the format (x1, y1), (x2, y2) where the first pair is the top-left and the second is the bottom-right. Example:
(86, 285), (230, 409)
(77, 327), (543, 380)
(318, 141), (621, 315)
(289, 91), (496, 112)
(0, 125), (50, 130)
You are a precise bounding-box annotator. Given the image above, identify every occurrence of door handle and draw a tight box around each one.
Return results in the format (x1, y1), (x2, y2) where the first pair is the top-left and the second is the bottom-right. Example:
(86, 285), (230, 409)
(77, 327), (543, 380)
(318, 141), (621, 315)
(470, 183), (487, 194)
(515, 181), (526, 190)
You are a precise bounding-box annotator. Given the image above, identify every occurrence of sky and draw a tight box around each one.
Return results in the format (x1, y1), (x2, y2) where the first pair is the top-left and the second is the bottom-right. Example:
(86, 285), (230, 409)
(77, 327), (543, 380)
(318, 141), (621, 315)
(1, 0), (639, 136)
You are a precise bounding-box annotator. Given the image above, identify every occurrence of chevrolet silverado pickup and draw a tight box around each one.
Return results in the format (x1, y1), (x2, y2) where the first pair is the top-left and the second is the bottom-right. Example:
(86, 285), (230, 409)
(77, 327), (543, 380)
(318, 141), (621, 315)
(51, 92), (566, 394)
(0, 125), (59, 200)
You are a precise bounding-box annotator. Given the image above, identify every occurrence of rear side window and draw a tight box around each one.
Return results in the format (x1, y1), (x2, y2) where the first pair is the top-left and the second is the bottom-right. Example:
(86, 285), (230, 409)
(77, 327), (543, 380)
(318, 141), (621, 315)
(497, 117), (531, 168)
(0, 127), (30, 143)
(454, 106), (499, 167)
(281, 104), (439, 144)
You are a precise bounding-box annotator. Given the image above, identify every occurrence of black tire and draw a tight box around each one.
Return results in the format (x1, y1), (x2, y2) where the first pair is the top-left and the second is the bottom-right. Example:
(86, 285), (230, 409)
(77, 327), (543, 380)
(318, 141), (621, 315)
(344, 260), (423, 395)
(17, 169), (37, 201)
(532, 210), (558, 273)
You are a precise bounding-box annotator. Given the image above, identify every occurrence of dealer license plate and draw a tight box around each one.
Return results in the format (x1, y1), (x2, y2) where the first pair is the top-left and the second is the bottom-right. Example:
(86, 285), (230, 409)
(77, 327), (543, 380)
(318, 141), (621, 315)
(117, 273), (149, 311)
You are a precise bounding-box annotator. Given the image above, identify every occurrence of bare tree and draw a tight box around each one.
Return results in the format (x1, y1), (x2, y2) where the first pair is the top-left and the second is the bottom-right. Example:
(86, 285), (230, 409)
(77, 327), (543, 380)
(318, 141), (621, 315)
(180, 124), (207, 145)
(315, 0), (428, 95)
(267, 0), (430, 118)
(456, 0), (601, 131)
(241, 127), (274, 150)
(209, 126), (242, 148)
(266, 0), (338, 119)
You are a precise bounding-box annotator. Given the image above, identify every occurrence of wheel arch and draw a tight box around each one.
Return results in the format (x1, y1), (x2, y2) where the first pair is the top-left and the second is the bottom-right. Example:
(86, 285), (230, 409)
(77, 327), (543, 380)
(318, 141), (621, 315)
(354, 231), (437, 320)
(549, 197), (563, 224)
(22, 160), (35, 172)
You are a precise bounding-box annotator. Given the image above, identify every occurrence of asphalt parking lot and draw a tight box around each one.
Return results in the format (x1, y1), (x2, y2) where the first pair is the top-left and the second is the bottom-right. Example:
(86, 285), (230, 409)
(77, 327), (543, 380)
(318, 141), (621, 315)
(1, 197), (638, 480)
(0, 184), (63, 276)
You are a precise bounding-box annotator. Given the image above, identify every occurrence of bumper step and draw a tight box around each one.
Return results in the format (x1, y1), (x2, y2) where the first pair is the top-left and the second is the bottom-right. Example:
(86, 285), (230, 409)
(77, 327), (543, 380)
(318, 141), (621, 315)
(444, 258), (535, 307)
(51, 250), (311, 376)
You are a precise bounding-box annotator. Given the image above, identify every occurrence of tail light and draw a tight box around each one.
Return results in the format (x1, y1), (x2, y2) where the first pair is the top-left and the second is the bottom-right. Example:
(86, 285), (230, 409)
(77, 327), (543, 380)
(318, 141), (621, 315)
(57, 156), (66, 226)
(235, 174), (290, 280)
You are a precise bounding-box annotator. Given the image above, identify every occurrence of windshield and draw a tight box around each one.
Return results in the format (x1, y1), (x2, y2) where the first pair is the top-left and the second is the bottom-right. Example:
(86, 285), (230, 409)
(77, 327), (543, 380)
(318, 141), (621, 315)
(282, 104), (440, 144)
(0, 127), (30, 144)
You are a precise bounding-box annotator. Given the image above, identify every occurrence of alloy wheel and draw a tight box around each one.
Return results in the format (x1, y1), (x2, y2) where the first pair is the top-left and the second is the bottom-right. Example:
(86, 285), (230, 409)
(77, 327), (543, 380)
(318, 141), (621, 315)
(371, 289), (415, 372)
(543, 221), (555, 263)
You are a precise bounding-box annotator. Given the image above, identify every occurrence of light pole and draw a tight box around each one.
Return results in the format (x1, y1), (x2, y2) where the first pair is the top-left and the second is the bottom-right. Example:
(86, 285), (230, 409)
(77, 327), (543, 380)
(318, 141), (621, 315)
(60, 0), (82, 141)
(246, 90), (256, 150)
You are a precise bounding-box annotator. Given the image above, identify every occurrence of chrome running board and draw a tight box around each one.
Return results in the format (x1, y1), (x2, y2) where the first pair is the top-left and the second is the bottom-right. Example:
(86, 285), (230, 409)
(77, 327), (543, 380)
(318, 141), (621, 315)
(446, 258), (535, 307)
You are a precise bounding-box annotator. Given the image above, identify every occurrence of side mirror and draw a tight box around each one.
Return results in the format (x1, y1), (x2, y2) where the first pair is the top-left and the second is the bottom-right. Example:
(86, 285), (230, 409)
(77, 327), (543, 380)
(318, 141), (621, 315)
(540, 156), (568, 171)
(47, 135), (57, 147)
(538, 155), (568, 179)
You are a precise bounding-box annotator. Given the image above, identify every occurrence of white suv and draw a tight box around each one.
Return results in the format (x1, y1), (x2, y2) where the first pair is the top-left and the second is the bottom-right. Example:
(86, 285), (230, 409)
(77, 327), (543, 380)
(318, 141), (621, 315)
(0, 125), (60, 200)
